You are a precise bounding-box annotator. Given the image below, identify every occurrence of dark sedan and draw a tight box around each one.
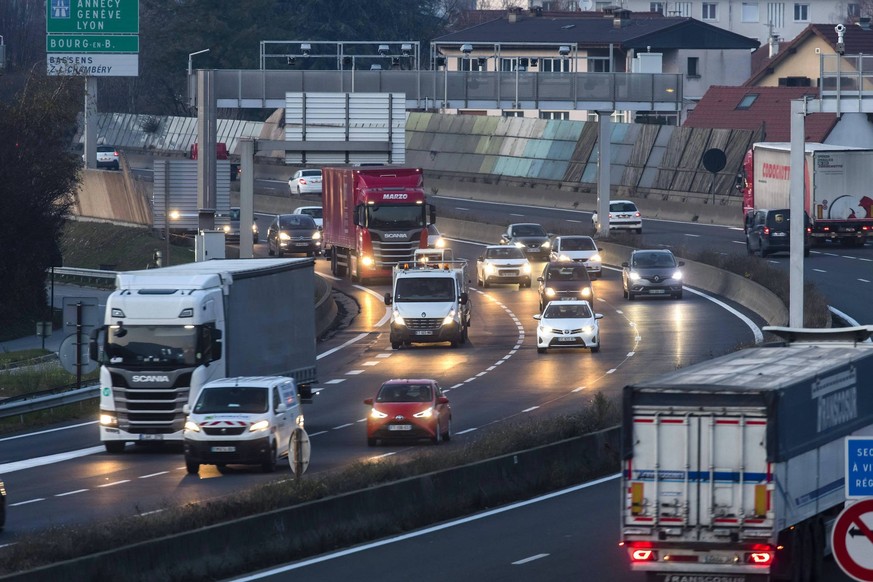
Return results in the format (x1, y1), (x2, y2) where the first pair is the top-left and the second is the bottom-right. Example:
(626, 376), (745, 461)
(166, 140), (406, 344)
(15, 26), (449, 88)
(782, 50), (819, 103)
(266, 213), (321, 257)
(499, 223), (553, 261)
(536, 262), (594, 312)
(621, 249), (685, 300)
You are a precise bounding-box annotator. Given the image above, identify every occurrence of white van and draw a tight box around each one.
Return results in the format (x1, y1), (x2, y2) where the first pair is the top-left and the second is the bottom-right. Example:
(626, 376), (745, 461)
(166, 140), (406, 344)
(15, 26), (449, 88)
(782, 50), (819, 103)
(183, 376), (303, 474)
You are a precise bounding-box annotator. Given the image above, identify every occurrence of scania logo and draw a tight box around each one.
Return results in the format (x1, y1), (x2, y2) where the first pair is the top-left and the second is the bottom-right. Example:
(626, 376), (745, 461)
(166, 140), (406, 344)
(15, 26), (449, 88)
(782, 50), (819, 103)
(383, 193), (408, 200)
(132, 375), (170, 382)
(383, 233), (406, 239)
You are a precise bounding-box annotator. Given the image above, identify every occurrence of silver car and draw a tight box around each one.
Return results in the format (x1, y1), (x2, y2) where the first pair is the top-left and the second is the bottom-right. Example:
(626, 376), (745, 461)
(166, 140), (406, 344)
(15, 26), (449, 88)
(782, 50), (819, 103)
(476, 245), (532, 289)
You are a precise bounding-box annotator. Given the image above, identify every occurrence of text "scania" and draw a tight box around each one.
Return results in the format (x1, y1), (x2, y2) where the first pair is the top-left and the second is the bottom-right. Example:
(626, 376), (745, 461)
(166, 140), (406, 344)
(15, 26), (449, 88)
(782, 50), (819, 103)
(132, 375), (171, 382)
(382, 193), (408, 200)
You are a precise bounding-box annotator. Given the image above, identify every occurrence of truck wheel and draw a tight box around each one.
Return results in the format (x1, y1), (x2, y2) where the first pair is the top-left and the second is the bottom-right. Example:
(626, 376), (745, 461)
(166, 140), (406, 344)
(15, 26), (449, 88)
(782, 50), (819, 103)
(809, 519), (824, 581)
(262, 443), (278, 473)
(185, 459), (200, 474)
(104, 441), (125, 454)
(391, 342), (401, 350)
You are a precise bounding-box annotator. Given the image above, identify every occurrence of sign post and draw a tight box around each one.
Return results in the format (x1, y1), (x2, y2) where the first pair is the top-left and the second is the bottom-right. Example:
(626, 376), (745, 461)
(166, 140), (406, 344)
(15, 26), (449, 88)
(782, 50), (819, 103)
(832, 498), (873, 581)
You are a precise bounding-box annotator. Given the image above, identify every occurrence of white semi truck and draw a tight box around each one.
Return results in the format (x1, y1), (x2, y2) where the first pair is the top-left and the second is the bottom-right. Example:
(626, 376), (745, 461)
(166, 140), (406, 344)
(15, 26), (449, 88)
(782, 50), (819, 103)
(383, 259), (471, 350)
(91, 259), (317, 453)
(621, 326), (873, 581)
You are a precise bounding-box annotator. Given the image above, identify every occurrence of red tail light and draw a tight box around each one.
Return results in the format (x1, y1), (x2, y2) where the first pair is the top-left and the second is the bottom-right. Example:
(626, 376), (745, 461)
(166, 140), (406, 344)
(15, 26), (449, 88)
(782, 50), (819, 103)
(634, 212), (641, 217)
(747, 552), (773, 565)
(763, 226), (771, 235)
(631, 549), (656, 562)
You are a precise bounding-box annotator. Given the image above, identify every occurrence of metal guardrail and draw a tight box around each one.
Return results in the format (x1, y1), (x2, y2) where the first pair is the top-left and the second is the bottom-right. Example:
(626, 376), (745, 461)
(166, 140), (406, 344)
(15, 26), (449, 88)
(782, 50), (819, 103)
(0, 383), (99, 419)
(50, 266), (117, 281)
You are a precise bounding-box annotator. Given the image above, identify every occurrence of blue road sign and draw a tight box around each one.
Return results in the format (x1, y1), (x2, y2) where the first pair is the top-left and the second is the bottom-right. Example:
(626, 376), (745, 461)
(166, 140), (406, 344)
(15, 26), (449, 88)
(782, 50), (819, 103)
(847, 437), (873, 498)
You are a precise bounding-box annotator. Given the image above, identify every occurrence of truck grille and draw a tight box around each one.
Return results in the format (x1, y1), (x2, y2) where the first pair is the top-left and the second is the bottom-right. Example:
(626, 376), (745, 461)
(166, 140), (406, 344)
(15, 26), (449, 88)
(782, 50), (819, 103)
(405, 318), (443, 330)
(371, 240), (419, 268)
(110, 371), (191, 433)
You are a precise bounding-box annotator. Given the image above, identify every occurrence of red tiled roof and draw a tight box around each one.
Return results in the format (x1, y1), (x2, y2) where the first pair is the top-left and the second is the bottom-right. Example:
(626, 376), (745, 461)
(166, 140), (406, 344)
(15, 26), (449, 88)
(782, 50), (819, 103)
(683, 86), (836, 142)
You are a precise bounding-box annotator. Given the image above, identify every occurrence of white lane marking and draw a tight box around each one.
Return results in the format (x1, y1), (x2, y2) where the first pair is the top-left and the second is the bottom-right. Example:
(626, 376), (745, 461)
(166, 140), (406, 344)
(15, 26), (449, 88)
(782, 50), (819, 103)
(450, 383), (463, 389)
(356, 418), (367, 423)
(455, 207), (469, 211)
(487, 366), (496, 371)
(860, 257), (872, 262)
(572, 387), (585, 392)
(465, 377), (477, 382)
(0, 420), (97, 442)
(139, 471), (169, 479)
(97, 480), (130, 488)
(684, 233), (700, 238)
(510, 213), (524, 217)
(627, 352), (635, 357)
(228, 474), (620, 580)
(139, 509), (165, 517)
(346, 370), (364, 375)
(512, 554), (549, 565)
(354, 285), (393, 327)
(522, 406), (539, 413)
(455, 428), (478, 435)
(373, 452), (396, 459)
(362, 361), (380, 366)
(332, 424), (354, 430)
(376, 353), (392, 358)
(476, 371), (487, 377)
(859, 278), (871, 283)
(565, 219), (582, 223)
(812, 268), (827, 273)
(684, 287), (764, 343)
(607, 369), (617, 374)
(325, 379), (345, 384)
(55, 489), (88, 497)
(307, 431), (328, 437)
(0, 445), (106, 474)
(11, 498), (45, 506)
(842, 255), (857, 260)
(317, 332), (370, 360)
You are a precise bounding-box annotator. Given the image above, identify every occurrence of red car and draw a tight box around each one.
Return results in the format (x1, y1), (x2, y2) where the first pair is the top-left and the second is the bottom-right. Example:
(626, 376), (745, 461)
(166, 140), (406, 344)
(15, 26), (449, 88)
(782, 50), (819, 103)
(364, 379), (452, 446)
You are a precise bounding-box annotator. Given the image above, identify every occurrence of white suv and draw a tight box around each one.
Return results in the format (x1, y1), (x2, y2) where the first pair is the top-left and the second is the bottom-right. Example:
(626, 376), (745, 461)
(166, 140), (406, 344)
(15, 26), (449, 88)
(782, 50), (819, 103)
(95, 145), (120, 170)
(592, 199), (642, 233)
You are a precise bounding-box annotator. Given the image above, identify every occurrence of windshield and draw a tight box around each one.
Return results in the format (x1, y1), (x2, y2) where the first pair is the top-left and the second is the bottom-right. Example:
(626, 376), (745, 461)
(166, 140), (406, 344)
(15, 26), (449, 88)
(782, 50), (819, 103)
(105, 325), (198, 366)
(633, 252), (676, 268)
(376, 383), (433, 403)
(547, 265), (588, 281)
(559, 237), (596, 251)
(394, 278), (455, 302)
(278, 215), (316, 230)
(193, 387), (268, 414)
(367, 205), (425, 230)
(544, 303), (592, 319)
(511, 224), (546, 237)
(485, 246), (524, 260)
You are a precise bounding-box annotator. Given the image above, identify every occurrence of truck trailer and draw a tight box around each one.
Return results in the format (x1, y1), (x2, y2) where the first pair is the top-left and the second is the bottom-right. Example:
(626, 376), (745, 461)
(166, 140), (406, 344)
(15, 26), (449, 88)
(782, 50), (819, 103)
(739, 142), (873, 246)
(322, 166), (435, 283)
(621, 326), (873, 581)
(383, 259), (471, 349)
(92, 259), (317, 453)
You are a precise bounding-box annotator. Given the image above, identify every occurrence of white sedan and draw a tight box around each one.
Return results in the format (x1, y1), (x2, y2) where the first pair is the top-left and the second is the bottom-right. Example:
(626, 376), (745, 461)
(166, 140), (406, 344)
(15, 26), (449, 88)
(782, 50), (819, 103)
(533, 300), (602, 354)
(292, 205), (323, 229)
(289, 169), (323, 196)
(476, 245), (531, 289)
(549, 235), (602, 279)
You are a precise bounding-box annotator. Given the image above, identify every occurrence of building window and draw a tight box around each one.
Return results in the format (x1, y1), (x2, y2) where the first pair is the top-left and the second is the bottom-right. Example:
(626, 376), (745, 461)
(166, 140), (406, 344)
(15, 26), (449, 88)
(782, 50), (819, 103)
(540, 58), (572, 73)
(849, 3), (861, 17)
(687, 57), (700, 77)
(702, 3), (717, 20)
(767, 3), (785, 27)
(458, 57), (485, 72)
(587, 57), (610, 72)
(669, 2), (692, 16)
(540, 111), (570, 120)
(736, 94), (759, 109)
(650, 2), (664, 14)
(793, 3), (809, 21)
(503, 110), (525, 118)
(742, 1), (760, 22)
(595, 1), (612, 10)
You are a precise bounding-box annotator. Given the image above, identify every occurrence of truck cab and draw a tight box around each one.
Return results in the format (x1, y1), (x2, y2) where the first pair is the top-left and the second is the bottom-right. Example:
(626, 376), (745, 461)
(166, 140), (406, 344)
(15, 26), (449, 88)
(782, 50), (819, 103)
(384, 260), (471, 350)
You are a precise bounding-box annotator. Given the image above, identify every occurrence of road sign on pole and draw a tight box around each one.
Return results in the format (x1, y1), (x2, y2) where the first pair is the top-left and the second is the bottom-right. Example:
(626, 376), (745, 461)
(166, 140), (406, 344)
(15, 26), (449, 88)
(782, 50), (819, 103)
(847, 437), (873, 498)
(832, 498), (873, 581)
(46, 0), (139, 34)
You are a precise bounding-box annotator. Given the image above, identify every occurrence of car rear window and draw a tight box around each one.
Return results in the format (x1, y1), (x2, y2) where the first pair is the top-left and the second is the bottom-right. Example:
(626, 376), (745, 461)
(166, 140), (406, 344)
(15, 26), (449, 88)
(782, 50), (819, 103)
(611, 202), (638, 212)
(97, 146), (115, 153)
(301, 170), (321, 177)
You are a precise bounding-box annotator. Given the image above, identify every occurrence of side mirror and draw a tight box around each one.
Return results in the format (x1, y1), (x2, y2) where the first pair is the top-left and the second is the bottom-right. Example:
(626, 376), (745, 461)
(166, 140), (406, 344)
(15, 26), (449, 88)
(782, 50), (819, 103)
(477, 256), (484, 262)
(384, 292), (393, 306)
(363, 398), (374, 405)
(437, 396), (449, 404)
(537, 276), (544, 282)
(459, 292), (468, 305)
(678, 261), (685, 267)
(547, 232), (555, 238)
(597, 247), (603, 252)
(183, 404), (191, 415)
(621, 262), (629, 268)
(533, 314), (542, 320)
(89, 326), (104, 361)
(595, 313), (604, 320)
(276, 403), (287, 414)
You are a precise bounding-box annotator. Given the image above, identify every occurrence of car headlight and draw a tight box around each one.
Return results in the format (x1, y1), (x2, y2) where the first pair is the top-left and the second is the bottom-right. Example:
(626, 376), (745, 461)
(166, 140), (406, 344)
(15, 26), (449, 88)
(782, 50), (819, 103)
(558, 254), (572, 262)
(583, 325), (595, 334)
(580, 287), (592, 298)
(312, 230), (321, 240)
(590, 254), (602, 263)
(484, 264), (496, 275)
(538, 324), (547, 333)
(522, 263), (531, 274)
(370, 408), (388, 419)
(184, 420), (201, 432)
(362, 255), (375, 267)
(442, 310), (457, 325)
(541, 241), (550, 248)
(672, 270), (683, 280)
(629, 271), (641, 281)
(545, 287), (556, 298)
(435, 237), (446, 248)
(296, 414), (305, 428)
(100, 412), (118, 427)
(514, 241), (525, 248)
(393, 310), (406, 326)
(223, 225), (231, 233)
(252, 224), (259, 233)
(249, 419), (270, 432)
(279, 232), (291, 241)
(413, 407), (434, 418)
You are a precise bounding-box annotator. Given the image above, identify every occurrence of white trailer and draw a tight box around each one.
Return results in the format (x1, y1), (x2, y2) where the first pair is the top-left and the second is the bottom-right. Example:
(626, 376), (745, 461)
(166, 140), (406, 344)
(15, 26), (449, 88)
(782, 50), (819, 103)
(621, 326), (873, 581)
(92, 259), (317, 452)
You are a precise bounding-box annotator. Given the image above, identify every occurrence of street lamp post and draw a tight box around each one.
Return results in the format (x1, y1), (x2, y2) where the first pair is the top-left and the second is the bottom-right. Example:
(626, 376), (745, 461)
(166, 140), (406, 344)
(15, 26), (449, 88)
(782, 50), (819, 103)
(188, 48), (210, 77)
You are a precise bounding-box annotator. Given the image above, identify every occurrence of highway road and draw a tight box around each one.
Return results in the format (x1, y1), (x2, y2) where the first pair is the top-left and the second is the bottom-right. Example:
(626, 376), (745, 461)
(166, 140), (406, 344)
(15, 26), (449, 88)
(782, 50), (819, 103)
(2, 158), (861, 579)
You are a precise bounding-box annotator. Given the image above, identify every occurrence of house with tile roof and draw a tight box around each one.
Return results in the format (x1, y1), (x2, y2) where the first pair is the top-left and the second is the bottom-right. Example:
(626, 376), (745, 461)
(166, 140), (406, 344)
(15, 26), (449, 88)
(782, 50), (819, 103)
(685, 21), (873, 146)
(432, 8), (759, 123)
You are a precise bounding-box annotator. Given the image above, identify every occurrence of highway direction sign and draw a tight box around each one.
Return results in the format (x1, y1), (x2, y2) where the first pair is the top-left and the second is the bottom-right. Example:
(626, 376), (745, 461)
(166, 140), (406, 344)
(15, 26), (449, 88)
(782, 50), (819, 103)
(47, 54), (138, 76)
(46, 0), (139, 34)
(47, 34), (139, 53)
(847, 437), (873, 498)
(832, 498), (873, 582)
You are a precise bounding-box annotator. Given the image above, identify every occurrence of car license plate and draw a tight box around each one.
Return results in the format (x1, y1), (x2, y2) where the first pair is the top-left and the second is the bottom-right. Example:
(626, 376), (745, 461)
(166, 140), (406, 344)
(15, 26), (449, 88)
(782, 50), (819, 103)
(558, 337), (577, 342)
(772, 232), (786, 237)
(211, 446), (236, 453)
(139, 434), (163, 441)
(499, 270), (518, 277)
(389, 424), (412, 431)
(649, 289), (665, 294)
(414, 330), (433, 336)
(295, 242), (309, 246)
